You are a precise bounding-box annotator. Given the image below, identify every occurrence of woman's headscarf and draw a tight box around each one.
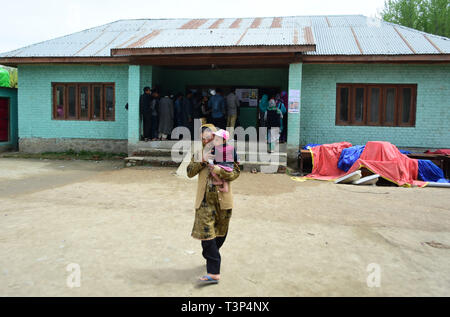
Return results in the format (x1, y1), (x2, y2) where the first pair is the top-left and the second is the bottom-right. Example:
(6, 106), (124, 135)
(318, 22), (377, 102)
(259, 94), (269, 113)
(268, 98), (277, 110)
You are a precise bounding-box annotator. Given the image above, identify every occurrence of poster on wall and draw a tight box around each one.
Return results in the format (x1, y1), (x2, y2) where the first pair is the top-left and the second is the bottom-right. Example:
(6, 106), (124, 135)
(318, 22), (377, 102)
(236, 89), (250, 103)
(288, 89), (300, 114)
(249, 89), (259, 107)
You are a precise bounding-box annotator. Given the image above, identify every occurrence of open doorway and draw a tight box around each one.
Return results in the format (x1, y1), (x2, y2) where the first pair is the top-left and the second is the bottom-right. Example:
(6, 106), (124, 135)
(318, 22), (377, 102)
(144, 66), (289, 142)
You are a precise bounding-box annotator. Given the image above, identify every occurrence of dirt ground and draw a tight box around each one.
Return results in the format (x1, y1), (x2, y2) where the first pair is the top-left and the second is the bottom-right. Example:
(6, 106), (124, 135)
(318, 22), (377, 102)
(0, 158), (449, 297)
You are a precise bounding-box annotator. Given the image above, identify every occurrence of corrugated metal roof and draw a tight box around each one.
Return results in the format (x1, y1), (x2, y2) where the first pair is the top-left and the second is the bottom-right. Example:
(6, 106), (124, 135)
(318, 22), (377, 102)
(1, 15), (449, 58)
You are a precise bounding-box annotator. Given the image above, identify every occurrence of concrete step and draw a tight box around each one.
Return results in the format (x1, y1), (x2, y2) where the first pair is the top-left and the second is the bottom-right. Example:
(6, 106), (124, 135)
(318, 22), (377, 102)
(125, 156), (179, 167)
(125, 156), (287, 173)
(132, 148), (190, 157)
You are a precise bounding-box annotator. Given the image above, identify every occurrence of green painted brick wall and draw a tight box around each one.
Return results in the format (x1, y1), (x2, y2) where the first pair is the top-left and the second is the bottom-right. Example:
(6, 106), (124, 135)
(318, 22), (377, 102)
(17, 64), (129, 140)
(0, 87), (18, 147)
(16, 63), (449, 149)
(299, 64), (450, 148)
(287, 63), (302, 148)
(129, 65), (145, 143)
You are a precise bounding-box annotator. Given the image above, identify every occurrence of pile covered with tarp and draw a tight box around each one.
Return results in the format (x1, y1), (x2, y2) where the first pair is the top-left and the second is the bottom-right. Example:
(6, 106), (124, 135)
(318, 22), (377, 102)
(304, 141), (449, 187)
(0, 68), (10, 88)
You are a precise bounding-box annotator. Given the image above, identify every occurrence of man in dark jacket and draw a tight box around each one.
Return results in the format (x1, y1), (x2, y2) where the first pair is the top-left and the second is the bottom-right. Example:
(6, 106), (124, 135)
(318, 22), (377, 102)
(139, 87), (152, 141)
(150, 89), (161, 140)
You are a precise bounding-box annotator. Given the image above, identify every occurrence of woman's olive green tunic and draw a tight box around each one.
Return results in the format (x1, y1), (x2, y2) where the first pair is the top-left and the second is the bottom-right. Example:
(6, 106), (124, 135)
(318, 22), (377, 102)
(187, 158), (240, 241)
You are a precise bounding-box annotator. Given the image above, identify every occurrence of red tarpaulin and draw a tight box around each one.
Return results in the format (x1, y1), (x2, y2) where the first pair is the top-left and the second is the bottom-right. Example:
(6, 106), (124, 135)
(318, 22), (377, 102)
(305, 142), (352, 181)
(306, 141), (427, 187)
(425, 149), (450, 155)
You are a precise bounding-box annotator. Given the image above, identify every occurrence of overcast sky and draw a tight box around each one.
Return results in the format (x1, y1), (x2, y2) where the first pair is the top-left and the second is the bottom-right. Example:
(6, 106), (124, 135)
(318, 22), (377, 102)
(1, 0), (386, 53)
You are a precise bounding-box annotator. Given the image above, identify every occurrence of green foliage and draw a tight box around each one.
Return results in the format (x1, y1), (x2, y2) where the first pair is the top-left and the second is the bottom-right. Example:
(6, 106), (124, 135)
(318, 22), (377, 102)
(381, 0), (450, 38)
(8, 68), (18, 88)
(0, 66), (18, 88)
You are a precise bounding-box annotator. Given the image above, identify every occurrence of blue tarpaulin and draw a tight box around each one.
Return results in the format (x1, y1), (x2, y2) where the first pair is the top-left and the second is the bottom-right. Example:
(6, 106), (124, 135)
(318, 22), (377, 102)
(337, 145), (366, 172)
(303, 144), (321, 150)
(418, 160), (450, 183)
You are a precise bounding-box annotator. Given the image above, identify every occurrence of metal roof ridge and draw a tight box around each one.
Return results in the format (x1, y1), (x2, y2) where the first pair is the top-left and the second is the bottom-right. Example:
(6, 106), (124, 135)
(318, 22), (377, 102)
(109, 14), (369, 22)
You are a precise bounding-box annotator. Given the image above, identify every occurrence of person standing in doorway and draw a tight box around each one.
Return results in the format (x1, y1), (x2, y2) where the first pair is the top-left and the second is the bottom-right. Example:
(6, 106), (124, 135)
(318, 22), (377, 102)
(280, 91), (289, 143)
(150, 89), (160, 141)
(258, 94), (269, 130)
(187, 124), (240, 285)
(265, 97), (283, 153)
(226, 89), (240, 137)
(209, 89), (226, 130)
(139, 87), (152, 142)
(185, 91), (195, 137)
(199, 95), (211, 125)
(174, 93), (184, 129)
(193, 94), (205, 125)
(158, 93), (174, 141)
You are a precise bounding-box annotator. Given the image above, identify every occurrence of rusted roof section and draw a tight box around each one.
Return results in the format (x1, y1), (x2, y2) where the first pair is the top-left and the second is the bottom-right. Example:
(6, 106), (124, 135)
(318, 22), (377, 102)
(394, 26), (416, 54)
(271, 17), (283, 28)
(350, 26), (364, 54)
(127, 30), (161, 48)
(250, 18), (262, 28)
(303, 27), (314, 45)
(293, 29), (299, 45)
(209, 19), (224, 29)
(73, 25), (110, 56)
(235, 29), (249, 45)
(179, 19), (208, 29)
(423, 34), (444, 53)
(229, 18), (242, 29)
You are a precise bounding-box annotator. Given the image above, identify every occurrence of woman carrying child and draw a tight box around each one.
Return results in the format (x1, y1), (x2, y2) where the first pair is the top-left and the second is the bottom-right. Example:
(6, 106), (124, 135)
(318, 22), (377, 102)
(187, 124), (240, 285)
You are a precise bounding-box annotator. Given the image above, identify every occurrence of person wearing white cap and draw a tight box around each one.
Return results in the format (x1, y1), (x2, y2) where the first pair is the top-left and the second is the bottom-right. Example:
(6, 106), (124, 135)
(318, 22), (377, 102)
(208, 88), (226, 129)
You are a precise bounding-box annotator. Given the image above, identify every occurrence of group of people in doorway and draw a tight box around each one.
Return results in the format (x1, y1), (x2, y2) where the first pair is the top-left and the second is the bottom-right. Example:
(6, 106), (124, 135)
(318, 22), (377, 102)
(258, 91), (288, 152)
(139, 87), (237, 142)
(139, 86), (288, 151)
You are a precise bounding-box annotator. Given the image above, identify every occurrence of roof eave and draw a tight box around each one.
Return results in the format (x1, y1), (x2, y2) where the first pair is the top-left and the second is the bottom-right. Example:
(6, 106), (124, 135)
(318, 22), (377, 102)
(301, 54), (450, 63)
(110, 45), (317, 56)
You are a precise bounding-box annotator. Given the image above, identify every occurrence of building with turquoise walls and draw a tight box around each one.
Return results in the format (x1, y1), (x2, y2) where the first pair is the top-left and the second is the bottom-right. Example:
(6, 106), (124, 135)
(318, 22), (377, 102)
(300, 63), (450, 148)
(0, 87), (18, 152)
(0, 15), (448, 159)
